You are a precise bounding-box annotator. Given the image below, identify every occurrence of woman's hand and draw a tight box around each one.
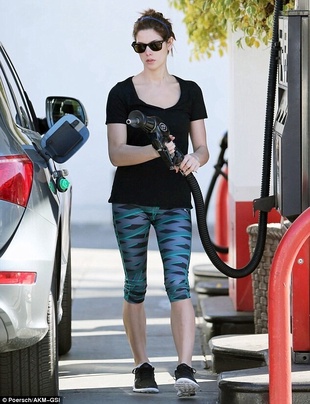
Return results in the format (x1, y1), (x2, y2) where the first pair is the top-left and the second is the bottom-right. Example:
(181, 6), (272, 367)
(178, 153), (200, 176)
(165, 136), (176, 155)
(165, 137), (200, 176)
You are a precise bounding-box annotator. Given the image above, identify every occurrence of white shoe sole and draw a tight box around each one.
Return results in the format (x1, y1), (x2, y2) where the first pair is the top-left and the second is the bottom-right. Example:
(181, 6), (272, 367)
(174, 378), (199, 397)
(133, 387), (159, 394)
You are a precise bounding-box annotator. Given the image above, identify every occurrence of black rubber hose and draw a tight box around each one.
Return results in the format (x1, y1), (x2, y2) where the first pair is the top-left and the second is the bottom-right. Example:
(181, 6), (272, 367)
(204, 132), (228, 254)
(188, 0), (283, 278)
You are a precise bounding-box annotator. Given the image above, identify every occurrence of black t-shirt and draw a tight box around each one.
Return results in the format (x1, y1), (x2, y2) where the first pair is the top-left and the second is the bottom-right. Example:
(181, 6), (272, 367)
(106, 76), (207, 208)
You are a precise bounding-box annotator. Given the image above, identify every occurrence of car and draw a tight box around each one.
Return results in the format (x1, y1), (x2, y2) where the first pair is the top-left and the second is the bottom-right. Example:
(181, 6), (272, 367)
(0, 42), (89, 396)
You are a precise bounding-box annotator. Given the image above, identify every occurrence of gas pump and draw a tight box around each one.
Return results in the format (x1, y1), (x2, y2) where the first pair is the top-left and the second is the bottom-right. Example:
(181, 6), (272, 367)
(274, 0), (310, 363)
(274, 1), (310, 220)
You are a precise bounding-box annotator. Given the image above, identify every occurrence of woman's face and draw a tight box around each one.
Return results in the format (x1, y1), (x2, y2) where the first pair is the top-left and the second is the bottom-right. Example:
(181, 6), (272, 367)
(135, 28), (172, 70)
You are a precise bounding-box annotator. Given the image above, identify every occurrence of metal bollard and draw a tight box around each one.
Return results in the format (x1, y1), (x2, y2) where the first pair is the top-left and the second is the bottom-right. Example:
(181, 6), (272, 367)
(268, 207), (310, 403)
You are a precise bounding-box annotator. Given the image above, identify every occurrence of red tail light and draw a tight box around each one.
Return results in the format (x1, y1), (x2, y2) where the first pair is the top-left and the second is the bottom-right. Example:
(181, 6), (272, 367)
(0, 271), (37, 284)
(0, 155), (33, 207)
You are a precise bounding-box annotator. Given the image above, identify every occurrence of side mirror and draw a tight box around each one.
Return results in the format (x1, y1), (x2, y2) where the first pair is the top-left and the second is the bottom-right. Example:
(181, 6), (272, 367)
(41, 114), (89, 163)
(46, 96), (88, 128)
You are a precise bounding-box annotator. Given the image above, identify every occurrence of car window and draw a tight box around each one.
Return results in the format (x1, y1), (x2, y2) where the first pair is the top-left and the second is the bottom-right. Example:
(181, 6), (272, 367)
(0, 47), (34, 131)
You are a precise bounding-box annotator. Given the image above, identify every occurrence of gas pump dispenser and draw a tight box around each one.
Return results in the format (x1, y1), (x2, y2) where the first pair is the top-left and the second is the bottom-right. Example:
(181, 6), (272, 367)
(274, 0), (310, 220)
(274, 0), (310, 363)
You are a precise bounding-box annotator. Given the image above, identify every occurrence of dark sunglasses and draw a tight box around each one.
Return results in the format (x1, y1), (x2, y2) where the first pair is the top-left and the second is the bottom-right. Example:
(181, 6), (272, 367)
(131, 40), (165, 53)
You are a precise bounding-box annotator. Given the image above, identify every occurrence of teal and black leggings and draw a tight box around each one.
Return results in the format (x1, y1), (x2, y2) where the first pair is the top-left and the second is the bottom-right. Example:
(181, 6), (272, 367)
(112, 203), (192, 304)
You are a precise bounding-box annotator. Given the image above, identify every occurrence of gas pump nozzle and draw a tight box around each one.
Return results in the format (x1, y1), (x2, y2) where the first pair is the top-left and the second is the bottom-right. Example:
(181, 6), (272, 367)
(126, 110), (184, 170)
(126, 110), (157, 132)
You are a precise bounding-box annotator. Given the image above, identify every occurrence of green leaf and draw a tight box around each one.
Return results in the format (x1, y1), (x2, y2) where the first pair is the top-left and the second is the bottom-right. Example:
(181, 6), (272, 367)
(169, 0), (295, 58)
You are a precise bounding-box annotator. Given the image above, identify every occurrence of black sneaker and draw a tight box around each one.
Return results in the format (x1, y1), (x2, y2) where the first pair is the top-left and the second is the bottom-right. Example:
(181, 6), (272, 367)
(132, 363), (159, 393)
(174, 363), (200, 397)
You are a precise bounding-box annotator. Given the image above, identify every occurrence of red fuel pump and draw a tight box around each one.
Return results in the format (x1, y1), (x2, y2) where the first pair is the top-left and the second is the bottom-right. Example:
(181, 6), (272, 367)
(215, 167), (229, 262)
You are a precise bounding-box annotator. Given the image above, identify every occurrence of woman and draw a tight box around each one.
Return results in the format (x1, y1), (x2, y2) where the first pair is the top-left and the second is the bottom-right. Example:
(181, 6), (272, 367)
(106, 9), (209, 398)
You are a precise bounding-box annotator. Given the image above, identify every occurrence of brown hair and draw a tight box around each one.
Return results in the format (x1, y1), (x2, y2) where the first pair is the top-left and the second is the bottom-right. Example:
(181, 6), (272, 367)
(133, 9), (176, 42)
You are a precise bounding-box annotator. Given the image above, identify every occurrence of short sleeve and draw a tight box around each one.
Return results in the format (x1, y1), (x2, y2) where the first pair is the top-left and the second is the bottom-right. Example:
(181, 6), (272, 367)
(190, 82), (208, 121)
(105, 82), (129, 125)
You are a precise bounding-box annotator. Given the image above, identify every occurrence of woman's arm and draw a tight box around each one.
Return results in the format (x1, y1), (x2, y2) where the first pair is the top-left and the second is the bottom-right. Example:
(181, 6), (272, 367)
(107, 123), (160, 167)
(178, 119), (209, 176)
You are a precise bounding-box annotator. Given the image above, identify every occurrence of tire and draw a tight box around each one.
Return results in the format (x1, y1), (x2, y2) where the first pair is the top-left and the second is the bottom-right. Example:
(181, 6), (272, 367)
(0, 285), (59, 396)
(58, 248), (72, 356)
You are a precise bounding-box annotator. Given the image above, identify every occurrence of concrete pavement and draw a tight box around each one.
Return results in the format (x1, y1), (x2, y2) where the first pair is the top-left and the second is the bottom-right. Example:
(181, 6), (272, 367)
(59, 247), (219, 403)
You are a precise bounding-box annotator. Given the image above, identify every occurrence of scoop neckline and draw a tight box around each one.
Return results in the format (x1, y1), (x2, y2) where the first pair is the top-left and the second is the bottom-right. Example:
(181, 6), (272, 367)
(130, 75), (181, 110)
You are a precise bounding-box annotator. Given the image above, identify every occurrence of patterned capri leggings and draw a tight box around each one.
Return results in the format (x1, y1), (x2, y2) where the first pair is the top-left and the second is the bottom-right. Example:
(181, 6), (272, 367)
(112, 203), (192, 304)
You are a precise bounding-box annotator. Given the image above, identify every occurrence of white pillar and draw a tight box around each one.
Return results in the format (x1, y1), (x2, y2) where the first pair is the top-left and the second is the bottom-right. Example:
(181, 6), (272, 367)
(228, 32), (275, 310)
